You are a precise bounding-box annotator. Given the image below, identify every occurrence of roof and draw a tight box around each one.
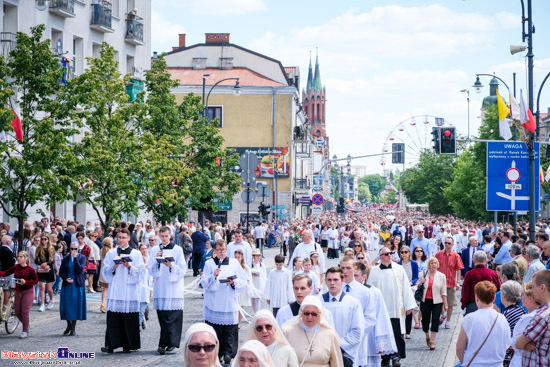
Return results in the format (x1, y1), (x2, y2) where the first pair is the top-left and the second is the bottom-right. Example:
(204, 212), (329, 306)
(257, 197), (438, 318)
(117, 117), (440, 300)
(166, 67), (286, 87)
(284, 66), (296, 77)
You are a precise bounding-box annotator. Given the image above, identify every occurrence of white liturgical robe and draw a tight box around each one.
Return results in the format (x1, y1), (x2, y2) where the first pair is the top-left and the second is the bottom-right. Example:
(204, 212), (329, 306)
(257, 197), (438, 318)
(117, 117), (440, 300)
(227, 240), (252, 265)
(264, 267), (295, 308)
(147, 244), (186, 310)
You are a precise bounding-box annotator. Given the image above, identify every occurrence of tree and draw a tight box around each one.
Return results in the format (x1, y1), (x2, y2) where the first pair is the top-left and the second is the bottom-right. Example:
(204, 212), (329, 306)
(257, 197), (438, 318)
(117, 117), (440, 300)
(400, 150), (455, 215)
(0, 25), (77, 250)
(359, 174), (386, 202)
(358, 182), (372, 202)
(69, 43), (146, 231)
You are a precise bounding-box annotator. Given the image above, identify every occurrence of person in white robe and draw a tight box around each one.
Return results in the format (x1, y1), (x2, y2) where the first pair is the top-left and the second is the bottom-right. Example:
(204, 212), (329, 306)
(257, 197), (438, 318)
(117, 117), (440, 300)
(234, 340), (275, 367)
(322, 266), (364, 367)
(148, 226), (186, 355)
(201, 240), (247, 364)
(137, 243), (152, 330)
(227, 229), (252, 265)
(264, 254), (295, 318)
(245, 310), (299, 367)
(250, 248), (267, 313)
(101, 229), (145, 353)
(288, 230), (325, 270)
(302, 258), (321, 295)
(367, 247), (416, 366)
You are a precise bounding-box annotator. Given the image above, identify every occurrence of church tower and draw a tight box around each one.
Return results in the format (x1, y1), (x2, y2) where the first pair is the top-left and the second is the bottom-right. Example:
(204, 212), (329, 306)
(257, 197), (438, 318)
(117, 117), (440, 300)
(302, 49), (328, 155)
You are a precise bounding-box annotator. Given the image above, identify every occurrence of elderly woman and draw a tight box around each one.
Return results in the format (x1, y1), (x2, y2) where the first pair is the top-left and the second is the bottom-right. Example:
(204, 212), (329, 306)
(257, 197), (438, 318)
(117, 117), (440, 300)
(509, 282), (540, 367)
(233, 340), (275, 367)
(456, 281), (511, 367)
(418, 257), (447, 350)
(282, 295), (343, 367)
(245, 310), (298, 367)
(183, 322), (221, 367)
(493, 262), (520, 312)
(500, 280), (526, 366)
(59, 242), (87, 336)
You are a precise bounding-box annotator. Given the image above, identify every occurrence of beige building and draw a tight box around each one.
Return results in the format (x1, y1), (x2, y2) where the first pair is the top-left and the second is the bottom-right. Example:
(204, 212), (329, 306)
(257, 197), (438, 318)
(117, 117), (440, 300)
(164, 33), (311, 225)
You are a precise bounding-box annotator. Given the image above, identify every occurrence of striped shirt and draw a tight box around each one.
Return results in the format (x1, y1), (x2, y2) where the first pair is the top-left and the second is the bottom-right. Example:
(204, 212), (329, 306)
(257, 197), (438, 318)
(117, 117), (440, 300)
(502, 303), (526, 336)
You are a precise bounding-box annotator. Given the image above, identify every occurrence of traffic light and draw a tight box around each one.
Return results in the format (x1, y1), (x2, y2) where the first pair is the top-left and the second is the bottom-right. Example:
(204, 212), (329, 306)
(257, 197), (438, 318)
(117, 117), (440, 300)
(263, 205), (271, 217)
(431, 127), (440, 154)
(337, 197), (345, 213)
(258, 203), (264, 217)
(392, 143), (405, 164)
(439, 126), (456, 154)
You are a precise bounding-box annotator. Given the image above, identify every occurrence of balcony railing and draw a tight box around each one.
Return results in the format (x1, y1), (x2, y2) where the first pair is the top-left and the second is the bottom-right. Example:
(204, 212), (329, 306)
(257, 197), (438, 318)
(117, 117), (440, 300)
(125, 14), (144, 45)
(49, 0), (75, 17)
(91, 1), (113, 32)
(1, 32), (16, 59)
(294, 178), (310, 190)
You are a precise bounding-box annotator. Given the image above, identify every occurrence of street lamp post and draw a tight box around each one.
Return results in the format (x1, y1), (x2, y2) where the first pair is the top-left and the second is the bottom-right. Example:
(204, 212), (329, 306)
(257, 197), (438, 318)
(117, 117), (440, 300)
(460, 89), (470, 141)
(198, 75), (241, 228)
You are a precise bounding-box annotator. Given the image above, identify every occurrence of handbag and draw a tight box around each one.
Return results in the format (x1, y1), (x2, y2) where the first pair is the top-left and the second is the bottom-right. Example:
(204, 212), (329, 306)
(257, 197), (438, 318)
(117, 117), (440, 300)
(415, 271), (427, 302)
(466, 315), (498, 367)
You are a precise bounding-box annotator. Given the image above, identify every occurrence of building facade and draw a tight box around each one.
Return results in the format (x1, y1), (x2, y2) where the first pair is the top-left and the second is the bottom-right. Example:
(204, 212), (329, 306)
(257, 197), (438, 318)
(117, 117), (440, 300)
(164, 33), (312, 225)
(1, 0), (151, 226)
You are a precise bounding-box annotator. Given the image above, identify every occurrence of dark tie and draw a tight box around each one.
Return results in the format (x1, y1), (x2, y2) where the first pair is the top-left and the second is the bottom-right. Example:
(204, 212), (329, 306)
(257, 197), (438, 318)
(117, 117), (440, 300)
(345, 284), (350, 292)
(332, 297), (337, 302)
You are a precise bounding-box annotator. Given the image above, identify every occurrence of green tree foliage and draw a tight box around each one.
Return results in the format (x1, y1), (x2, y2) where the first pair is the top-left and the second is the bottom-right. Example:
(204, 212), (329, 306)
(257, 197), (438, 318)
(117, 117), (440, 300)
(358, 182), (372, 202)
(400, 150), (454, 214)
(68, 43), (146, 230)
(359, 174), (386, 202)
(0, 25), (78, 250)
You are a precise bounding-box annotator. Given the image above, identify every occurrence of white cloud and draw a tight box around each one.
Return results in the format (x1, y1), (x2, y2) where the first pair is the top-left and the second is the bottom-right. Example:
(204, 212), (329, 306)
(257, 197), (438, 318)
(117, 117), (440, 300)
(155, 0), (266, 16)
(151, 9), (188, 53)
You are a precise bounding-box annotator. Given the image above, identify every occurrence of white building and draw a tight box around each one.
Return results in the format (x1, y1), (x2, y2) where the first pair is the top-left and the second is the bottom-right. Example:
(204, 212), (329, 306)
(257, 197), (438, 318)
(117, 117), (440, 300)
(1, 0), (151, 226)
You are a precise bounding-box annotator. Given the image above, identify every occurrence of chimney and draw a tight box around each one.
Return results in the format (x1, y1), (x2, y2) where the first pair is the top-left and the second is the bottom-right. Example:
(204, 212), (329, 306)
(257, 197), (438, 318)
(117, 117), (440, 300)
(205, 33), (230, 43)
(172, 47), (178, 51)
(178, 33), (186, 48)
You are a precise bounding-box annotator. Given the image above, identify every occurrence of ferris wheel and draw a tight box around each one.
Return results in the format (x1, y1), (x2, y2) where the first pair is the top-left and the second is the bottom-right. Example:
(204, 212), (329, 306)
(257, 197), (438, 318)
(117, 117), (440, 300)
(380, 115), (452, 173)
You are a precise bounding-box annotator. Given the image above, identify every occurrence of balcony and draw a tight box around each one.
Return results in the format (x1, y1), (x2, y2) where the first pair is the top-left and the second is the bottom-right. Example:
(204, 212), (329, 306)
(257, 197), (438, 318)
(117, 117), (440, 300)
(49, 0), (75, 18)
(125, 14), (144, 45)
(294, 178), (310, 190)
(90, 1), (113, 33)
(1, 32), (16, 59)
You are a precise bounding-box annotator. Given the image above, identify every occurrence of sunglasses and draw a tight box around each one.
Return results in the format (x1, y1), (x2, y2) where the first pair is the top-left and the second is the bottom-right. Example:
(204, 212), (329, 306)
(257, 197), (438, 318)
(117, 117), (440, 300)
(357, 257), (364, 260)
(70, 248), (78, 251)
(187, 344), (216, 353)
(302, 312), (319, 317)
(41, 238), (49, 241)
(400, 251), (409, 254)
(380, 252), (394, 257)
(415, 250), (424, 253)
(445, 242), (452, 244)
(255, 324), (273, 332)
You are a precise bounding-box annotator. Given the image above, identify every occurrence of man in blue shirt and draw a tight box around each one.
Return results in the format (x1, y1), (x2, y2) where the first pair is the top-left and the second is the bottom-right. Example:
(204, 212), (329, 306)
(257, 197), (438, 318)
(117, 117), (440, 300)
(191, 226), (210, 277)
(411, 228), (431, 258)
(543, 241), (550, 269)
(494, 231), (513, 265)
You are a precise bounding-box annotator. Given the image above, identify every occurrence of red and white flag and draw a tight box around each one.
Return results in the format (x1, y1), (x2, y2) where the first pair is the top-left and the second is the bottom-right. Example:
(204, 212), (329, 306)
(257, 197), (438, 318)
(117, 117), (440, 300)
(520, 90), (536, 133)
(10, 108), (23, 141)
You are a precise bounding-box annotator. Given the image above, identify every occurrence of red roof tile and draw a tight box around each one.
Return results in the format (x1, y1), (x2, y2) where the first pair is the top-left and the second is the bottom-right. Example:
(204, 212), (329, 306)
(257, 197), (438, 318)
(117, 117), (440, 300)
(166, 67), (286, 87)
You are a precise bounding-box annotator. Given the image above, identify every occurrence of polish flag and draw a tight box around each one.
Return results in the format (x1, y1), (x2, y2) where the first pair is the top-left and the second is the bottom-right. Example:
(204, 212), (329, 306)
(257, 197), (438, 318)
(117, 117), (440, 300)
(11, 109), (23, 141)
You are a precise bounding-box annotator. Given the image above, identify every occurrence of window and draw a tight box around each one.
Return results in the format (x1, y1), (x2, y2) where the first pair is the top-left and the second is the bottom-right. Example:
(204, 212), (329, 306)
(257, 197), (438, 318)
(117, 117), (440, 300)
(207, 106), (223, 127)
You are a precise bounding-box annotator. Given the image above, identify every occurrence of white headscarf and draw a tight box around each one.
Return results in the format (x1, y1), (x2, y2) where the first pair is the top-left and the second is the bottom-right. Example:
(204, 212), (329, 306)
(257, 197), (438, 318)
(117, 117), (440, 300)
(233, 340), (275, 367)
(290, 295), (332, 330)
(183, 322), (221, 367)
(245, 309), (290, 346)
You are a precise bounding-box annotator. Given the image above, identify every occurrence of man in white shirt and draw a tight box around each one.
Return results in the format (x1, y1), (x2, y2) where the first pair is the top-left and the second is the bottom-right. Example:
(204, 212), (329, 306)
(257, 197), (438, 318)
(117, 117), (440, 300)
(288, 230), (325, 269)
(227, 229), (252, 265)
(254, 222), (266, 249)
(327, 224), (339, 259)
(322, 266), (364, 367)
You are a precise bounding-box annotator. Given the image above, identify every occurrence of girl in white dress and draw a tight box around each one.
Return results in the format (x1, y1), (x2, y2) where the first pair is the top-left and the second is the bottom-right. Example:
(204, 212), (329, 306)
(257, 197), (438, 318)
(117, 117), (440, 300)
(235, 249), (252, 328)
(250, 249), (267, 314)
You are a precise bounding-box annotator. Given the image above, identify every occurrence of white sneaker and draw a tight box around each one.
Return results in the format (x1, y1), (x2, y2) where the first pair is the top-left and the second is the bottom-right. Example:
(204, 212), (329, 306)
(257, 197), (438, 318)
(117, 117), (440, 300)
(39, 304), (45, 312)
(20, 332), (28, 338)
(46, 301), (54, 310)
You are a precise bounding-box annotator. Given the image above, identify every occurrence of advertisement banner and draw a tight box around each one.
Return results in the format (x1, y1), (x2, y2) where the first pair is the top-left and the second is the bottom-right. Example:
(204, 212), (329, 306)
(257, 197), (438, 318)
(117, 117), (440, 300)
(232, 147), (290, 178)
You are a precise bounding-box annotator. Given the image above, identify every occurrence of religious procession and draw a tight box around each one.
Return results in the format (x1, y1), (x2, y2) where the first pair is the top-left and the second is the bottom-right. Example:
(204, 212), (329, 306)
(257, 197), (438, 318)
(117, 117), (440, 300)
(1, 208), (550, 367)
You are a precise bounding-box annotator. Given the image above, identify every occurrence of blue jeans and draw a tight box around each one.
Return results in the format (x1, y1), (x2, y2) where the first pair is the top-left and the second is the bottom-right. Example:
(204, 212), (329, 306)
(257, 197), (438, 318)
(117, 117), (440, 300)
(139, 302), (148, 324)
(52, 274), (61, 293)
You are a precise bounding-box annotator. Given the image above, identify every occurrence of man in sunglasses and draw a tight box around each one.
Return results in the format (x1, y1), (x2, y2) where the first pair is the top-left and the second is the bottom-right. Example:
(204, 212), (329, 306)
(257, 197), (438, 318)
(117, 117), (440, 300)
(435, 236), (464, 329)
(368, 248), (416, 367)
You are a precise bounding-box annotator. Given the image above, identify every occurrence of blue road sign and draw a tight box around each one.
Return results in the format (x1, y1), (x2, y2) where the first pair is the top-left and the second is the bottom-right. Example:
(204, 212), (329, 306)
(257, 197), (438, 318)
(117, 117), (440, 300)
(486, 141), (540, 212)
(311, 193), (324, 206)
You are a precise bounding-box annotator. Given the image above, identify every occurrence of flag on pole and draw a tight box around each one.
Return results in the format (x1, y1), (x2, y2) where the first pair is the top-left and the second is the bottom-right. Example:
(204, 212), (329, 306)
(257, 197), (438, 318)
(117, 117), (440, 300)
(540, 166), (544, 184)
(10, 109), (23, 142)
(496, 89), (512, 140)
(545, 165), (550, 183)
(509, 93), (520, 120)
(519, 90), (536, 133)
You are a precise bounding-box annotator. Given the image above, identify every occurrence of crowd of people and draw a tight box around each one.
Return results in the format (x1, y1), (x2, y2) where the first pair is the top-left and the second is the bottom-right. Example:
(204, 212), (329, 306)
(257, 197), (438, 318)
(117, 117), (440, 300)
(0, 208), (549, 367)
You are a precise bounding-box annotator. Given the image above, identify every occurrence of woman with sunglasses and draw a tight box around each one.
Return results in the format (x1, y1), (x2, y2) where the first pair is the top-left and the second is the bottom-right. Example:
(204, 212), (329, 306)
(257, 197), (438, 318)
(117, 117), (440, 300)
(398, 245), (420, 337)
(35, 235), (56, 312)
(245, 310), (298, 367)
(0, 251), (38, 338)
(282, 295), (343, 367)
(183, 322), (221, 367)
(412, 246), (428, 272)
(59, 242), (87, 336)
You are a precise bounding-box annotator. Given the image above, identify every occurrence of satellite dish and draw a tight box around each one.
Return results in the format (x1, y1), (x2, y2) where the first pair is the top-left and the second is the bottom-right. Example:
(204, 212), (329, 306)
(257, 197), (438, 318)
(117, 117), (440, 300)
(36, 0), (48, 11)
(56, 38), (63, 55)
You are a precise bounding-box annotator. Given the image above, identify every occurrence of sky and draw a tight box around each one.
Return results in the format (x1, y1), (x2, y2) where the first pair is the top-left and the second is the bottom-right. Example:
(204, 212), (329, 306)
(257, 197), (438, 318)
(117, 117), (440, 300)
(151, 0), (550, 175)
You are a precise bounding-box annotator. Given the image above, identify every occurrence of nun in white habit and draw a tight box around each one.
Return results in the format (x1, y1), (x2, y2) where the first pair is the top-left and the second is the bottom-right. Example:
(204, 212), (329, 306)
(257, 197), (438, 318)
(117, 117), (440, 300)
(233, 340), (275, 367)
(183, 322), (221, 367)
(245, 309), (299, 367)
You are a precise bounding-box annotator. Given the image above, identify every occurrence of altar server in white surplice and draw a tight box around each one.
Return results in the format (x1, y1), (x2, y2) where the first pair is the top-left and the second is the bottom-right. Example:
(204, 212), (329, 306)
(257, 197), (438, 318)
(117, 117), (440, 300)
(288, 230), (325, 270)
(265, 254), (295, 318)
(201, 239), (247, 364)
(354, 261), (397, 367)
(101, 229), (145, 354)
(339, 256), (378, 367)
(367, 247), (416, 367)
(322, 266), (364, 367)
(148, 226), (186, 355)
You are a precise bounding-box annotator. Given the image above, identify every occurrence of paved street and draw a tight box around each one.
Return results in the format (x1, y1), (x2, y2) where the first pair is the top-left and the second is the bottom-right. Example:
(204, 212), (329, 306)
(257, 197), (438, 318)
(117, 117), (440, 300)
(0, 246), (459, 366)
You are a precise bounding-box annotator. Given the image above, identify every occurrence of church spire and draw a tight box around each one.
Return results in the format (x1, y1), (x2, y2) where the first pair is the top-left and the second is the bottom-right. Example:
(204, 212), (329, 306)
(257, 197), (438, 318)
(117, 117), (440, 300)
(306, 50), (313, 92)
(313, 47), (322, 92)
